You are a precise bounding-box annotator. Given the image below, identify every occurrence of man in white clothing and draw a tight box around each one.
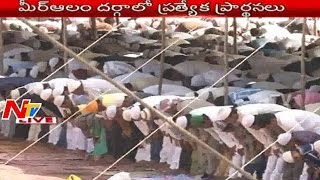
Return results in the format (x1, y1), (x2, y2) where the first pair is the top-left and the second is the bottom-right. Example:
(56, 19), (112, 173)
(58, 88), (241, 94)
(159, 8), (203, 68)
(242, 109), (320, 180)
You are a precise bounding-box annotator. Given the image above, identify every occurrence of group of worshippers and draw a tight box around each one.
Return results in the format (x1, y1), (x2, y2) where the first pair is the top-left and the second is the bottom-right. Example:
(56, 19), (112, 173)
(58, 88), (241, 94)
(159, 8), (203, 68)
(2, 77), (320, 179)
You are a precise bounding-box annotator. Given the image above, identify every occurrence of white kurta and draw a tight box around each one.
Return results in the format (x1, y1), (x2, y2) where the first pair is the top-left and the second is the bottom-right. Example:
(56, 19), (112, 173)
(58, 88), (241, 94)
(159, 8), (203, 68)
(48, 123), (62, 145)
(27, 125), (41, 142)
(135, 143), (151, 162)
(275, 110), (320, 133)
(66, 122), (87, 150)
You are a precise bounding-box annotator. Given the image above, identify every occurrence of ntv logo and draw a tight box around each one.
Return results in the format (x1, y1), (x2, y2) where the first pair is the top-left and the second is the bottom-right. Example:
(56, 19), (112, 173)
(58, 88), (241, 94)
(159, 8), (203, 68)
(1, 99), (57, 124)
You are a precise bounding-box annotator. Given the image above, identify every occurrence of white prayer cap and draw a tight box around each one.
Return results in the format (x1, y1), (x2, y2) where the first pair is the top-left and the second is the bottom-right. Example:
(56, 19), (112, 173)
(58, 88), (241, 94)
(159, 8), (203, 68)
(122, 109), (132, 121)
(10, 89), (20, 99)
(40, 88), (53, 101)
(277, 133), (292, 145)
(30, 66), (39, 78)
(314, 140), (320, 154)
(67, 81), (81, 93)
(53, 95), (65, 107)
(52, 86), (64, 97)
(37, 61), (47, 72)
(33, 83), (44, 95)
(241, 114), (255, 128)
(282, 151), (295, 163)
(106, 105), (117, 120)
(217, 107), (232, 120)
(49, 57), (59, 70)
(176, 116), (188, 129)
(140, 108), (151, 121)
(130, 105), (141, 120)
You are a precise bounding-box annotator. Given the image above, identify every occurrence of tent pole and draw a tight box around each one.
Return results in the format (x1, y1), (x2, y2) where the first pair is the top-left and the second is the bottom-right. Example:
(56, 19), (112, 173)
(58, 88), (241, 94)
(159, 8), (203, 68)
(314, 18), (317, 36)
(18, 18), (256, 180)
(224, 18), (229, 105)
(158, 17), (166, 95)
(61, 18), (68, 75)
(233, 17), (237, 54)
(0, 18), (3, 75)
(90, 18), (98, 40)
(301, 18), (307, 110)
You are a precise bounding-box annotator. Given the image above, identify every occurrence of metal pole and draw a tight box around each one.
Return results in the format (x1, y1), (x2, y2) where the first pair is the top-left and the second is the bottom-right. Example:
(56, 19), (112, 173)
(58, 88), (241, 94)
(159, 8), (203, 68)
(158, 17), (166, 95)
(224, 18), (229, 105)
(301, 18), (307, 110)
(233, 17), (237, 54)
(18, 18), (256, 180)
(314, 18), (317, 36)
(0, 18), (3, 75)
(90, 18), (98, 40)
(116, 17), (120, 26)
(61, 18), (68, 74)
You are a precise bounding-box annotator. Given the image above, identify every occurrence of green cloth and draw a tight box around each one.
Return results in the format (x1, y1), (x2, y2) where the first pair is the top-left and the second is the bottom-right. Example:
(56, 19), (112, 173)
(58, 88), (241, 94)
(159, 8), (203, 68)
(190, 115), (204, 127)
(90, 118), (108, 157)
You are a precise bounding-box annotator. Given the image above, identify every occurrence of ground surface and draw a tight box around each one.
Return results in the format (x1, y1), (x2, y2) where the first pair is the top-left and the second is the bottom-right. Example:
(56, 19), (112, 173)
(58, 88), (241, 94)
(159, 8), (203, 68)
(0, 136), (182, 180)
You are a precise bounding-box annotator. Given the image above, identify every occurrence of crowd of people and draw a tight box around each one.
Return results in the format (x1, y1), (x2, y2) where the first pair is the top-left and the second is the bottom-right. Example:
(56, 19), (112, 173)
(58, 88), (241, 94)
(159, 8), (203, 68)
(0, 17), (320, 180)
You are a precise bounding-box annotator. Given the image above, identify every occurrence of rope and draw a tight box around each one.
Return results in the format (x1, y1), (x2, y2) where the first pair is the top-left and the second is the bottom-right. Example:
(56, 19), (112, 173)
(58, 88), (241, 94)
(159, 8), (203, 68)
(14, 17), (256, 180)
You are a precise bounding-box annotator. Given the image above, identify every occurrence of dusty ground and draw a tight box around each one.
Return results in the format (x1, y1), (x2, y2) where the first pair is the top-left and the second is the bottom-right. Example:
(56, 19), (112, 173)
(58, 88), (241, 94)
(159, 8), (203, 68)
(0, 136), (183, 180)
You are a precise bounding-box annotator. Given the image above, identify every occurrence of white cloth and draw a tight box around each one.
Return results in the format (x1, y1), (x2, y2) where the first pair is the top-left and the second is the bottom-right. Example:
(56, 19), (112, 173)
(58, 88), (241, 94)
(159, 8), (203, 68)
(27, 125), (41, 142)
(133, 95), (192, 108)
(263, 155), (278, 180)
(86, 138), (95, 153)
(3, 58), (34, 72)
(48, 78), (76, 89)
(103, 61), (136, 77)
(169, 146), (182, 170)
(143, 84), (193, 96)
(275, 110), (320, 132)
(237, 104), (289, 115)
(190, 106), (232, 122)
(299, 163), (309, 180)
(48, 124), (62, 145)
(160, 136), (172, 163)
(135, 143), (151, 162)
(228, 153), (243, 178)
(81, 79), (118, 92)
(81, 79), (120, 99)
(269, 157), (284, 180)
(66, 122), (86, 150)
(247, 90), (283, 104)
(133, 121), (149, 136)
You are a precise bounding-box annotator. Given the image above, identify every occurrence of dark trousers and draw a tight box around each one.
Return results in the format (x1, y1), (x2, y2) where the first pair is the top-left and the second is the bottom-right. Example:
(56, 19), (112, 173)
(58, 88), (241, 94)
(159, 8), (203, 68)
(282, 160), (304, 180)
(150, 138), (163, 162)
(244, 156), (267, 180)
(56, 126), (67, 148)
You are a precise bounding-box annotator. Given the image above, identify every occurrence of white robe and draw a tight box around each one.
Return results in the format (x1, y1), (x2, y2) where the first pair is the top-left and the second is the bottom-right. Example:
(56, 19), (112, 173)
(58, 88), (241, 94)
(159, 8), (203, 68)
(48, 123), (62, 145)
(275, 110), (320, 133)
(27, 125), (41, 142)
(66, 122), (86, 150)
(160, 136), (172, 163)
(135, 143), (151, 162)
